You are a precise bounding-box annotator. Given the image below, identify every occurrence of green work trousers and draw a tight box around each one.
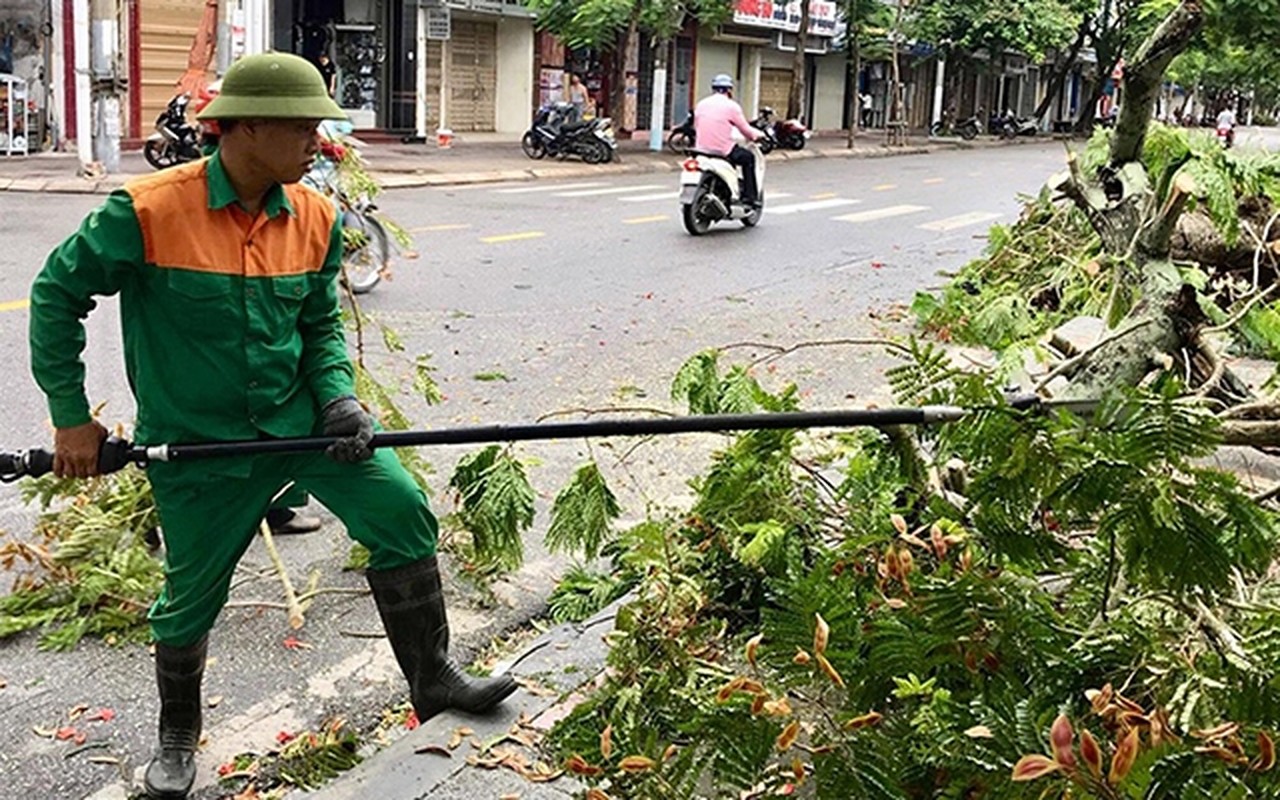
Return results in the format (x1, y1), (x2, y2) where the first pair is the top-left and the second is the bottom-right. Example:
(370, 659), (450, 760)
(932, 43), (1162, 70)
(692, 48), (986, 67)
(146, 448), (437, 647)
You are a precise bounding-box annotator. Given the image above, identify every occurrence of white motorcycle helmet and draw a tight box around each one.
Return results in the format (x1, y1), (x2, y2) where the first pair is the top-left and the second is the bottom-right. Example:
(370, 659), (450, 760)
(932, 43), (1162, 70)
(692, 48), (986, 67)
(711, 74), (734, 93)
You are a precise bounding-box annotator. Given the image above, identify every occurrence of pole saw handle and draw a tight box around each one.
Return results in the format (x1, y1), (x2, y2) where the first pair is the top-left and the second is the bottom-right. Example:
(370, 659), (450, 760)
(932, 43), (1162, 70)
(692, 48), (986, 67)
(0, 436), (135, 482)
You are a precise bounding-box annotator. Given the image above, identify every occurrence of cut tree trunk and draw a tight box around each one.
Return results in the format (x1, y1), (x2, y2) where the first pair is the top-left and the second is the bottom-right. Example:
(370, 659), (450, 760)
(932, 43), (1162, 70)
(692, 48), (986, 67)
(1051, 1), (1209, 400)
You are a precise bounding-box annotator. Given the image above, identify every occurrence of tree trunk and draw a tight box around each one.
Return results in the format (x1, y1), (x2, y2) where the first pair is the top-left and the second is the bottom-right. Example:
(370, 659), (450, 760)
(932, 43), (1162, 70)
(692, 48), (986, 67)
(846, 21), (861, 148)
(1050, 1), (1207, 399)
(1079, 41), (1125, 133)
(1110, 1), (1202, 165)
(1033, 17), (1089, 123)
(788, 0), (812, 121)
(887, 0), (906, 144)
(610, 12), (640, 133)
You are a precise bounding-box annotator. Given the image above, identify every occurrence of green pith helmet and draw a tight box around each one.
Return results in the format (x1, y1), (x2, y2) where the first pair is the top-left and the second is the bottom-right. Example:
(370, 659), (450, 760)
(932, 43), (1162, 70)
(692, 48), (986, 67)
(197, 52), (346, 121)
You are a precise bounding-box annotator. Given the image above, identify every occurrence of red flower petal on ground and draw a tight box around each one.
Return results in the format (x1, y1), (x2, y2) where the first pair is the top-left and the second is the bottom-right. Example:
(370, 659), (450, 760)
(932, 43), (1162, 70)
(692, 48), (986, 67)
(405, 711), (420, 730)
(85, 708), (116, 723)
(276, 730), (296, 745)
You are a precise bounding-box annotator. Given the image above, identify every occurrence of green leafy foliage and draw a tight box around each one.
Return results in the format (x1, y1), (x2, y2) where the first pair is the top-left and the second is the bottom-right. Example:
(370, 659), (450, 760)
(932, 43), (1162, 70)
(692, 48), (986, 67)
(540, 346), (1280, 798)
(546, 564), (633, 623)
(917, 124), (1280, 363)
(523, 0), (733, 49)
(217, 719), (363, 796)
(0, 466), (162, 650)
(448, 445), (535, 570)
(912, 187), (1105, 351)
(546, 462), (622, 561)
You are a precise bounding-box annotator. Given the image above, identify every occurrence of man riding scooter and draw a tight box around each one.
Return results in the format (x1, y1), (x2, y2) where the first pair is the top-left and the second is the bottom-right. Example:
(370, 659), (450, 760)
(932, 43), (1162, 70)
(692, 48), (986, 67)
(694, 74), (766, 209)
(1216, 105), (1237, 149)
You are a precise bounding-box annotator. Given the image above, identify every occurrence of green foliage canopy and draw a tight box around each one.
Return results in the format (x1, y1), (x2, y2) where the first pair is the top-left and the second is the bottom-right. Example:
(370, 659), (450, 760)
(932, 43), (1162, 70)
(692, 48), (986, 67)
(522, 0), (734, 49)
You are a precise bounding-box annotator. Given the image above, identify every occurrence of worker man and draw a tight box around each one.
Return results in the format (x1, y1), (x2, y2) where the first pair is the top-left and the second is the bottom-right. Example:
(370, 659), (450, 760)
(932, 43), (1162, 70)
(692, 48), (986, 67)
(29, 52), (516, 799)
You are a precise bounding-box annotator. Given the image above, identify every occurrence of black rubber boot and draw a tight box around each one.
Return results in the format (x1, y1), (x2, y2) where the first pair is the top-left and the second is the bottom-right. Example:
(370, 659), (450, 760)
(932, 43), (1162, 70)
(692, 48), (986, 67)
(143, 636), (207, 799)
(367, 556), (518, 721)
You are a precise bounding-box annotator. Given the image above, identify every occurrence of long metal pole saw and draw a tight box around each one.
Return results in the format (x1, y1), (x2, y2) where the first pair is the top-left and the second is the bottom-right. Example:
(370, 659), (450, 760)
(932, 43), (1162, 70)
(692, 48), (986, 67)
(0, 395), (1095, 481)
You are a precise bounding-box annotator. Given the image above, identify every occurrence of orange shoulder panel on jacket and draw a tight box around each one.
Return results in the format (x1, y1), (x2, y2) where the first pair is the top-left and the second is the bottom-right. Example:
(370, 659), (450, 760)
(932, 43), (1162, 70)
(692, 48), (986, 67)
(127, 164), (336, 277)
(127, 162), (243, 275)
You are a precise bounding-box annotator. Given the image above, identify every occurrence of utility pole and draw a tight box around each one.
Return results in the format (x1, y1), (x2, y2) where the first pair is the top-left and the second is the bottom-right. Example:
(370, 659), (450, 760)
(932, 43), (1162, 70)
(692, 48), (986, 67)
(72, 0), (92, 170)
(648, 44), (667, 152)
(931, 51), (944, 129)
(89, 0), (123, 172)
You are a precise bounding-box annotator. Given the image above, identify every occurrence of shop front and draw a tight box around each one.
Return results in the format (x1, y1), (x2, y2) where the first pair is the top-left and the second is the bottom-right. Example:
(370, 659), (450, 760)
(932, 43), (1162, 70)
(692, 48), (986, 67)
(275, 0), (532, 134)
(1, 0), (50, 151)
(698, 0), (839, 122)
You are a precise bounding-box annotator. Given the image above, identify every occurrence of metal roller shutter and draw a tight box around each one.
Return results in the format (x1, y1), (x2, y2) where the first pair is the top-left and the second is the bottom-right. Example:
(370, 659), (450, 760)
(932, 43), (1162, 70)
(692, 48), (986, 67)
(138, 0), (205, 133)
(447, 19), (496, 132)
(759, 68), (791, 116)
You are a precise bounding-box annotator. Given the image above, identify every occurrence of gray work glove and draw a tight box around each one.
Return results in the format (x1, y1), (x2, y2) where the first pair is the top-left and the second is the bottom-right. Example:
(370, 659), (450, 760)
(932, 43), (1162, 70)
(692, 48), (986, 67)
(322, 396), (375, 463)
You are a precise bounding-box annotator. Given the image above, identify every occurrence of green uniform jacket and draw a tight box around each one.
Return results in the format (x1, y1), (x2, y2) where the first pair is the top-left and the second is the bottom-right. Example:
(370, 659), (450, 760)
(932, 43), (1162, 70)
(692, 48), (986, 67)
(29, 154), (354, 446)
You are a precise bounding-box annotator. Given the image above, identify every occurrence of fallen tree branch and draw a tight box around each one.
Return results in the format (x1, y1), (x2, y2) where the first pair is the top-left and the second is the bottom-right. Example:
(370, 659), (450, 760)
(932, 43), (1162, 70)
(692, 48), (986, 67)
(713, 337), (913, 366)
(1141, 171), (1196, 258)
(1245, 210), (1280, 291)
(259, 518), (305, 629)
(1035, 319), (1156, 392)
(1220, 397), (1280, 420)
(224, 586), (370, 613)
(1203, 282), (1280, 335)
(1218, 420), (1280, 447)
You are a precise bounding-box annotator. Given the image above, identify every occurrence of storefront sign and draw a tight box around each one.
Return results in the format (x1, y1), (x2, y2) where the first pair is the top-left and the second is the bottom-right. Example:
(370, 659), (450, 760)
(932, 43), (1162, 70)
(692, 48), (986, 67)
(426, 7), (451, 40)
(733, 0), (838, 37)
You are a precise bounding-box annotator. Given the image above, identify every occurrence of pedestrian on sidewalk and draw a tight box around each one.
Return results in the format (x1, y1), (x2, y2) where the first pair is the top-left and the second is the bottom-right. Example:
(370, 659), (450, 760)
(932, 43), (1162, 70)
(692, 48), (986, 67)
(28, 51), (515, 800)
(566, 72), (592, 120)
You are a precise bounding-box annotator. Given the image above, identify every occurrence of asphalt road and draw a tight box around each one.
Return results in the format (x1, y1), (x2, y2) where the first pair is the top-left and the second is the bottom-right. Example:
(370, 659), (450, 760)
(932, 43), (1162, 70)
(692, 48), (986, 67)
(0, 136), (1222, 798)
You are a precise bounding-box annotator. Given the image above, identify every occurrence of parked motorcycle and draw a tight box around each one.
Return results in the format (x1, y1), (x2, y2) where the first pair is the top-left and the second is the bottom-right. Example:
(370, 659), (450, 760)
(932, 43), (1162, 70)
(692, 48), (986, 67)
(304, 122), (390, 294)
(667, 111), (696, 152)
(995, 111), (1038, 139)
(521, 102), (616, 164)
(751, 106), (809, 150)
(679, 137), (768, 235)
(928, 113), (980, 140)
(144, 94), (203, 169)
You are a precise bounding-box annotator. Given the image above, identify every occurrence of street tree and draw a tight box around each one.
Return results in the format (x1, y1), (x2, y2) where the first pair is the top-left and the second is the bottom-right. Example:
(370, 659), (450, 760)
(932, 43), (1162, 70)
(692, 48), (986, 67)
(841, 0), (893, 146)
(787, 0), (813, 120)
(1168, 10), (1280, 122)
(912, 0), (1280, 442)
(910, 0), (1088, 122)
(523, 0), (734, 131)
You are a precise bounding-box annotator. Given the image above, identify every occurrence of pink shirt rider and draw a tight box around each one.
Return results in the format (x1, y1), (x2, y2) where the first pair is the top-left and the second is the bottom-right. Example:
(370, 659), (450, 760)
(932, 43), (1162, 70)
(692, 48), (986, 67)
(693, 93), (760, 156)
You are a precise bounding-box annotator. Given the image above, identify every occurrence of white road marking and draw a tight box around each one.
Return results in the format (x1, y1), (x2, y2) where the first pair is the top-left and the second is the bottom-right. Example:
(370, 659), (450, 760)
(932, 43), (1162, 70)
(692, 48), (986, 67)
(494, 182), (606, 194)
(917, 211), (1002, 232)
(769, 198), (860, 215)
(620, 190), (794, 203)
(555, 184), (665, 197)
(832, 204), (930, 223)
(618, 191), (680, 202)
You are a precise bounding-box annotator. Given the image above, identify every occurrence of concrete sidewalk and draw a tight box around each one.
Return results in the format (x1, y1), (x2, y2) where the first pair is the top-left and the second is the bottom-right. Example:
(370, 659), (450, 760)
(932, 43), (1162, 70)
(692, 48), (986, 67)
(291, 598), (627, 800)
(0, 128), (1051, 195)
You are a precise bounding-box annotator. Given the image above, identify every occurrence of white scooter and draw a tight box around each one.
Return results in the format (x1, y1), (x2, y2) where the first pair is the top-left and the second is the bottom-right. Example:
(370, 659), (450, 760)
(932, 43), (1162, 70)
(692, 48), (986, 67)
(678, 133), (771, 235)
